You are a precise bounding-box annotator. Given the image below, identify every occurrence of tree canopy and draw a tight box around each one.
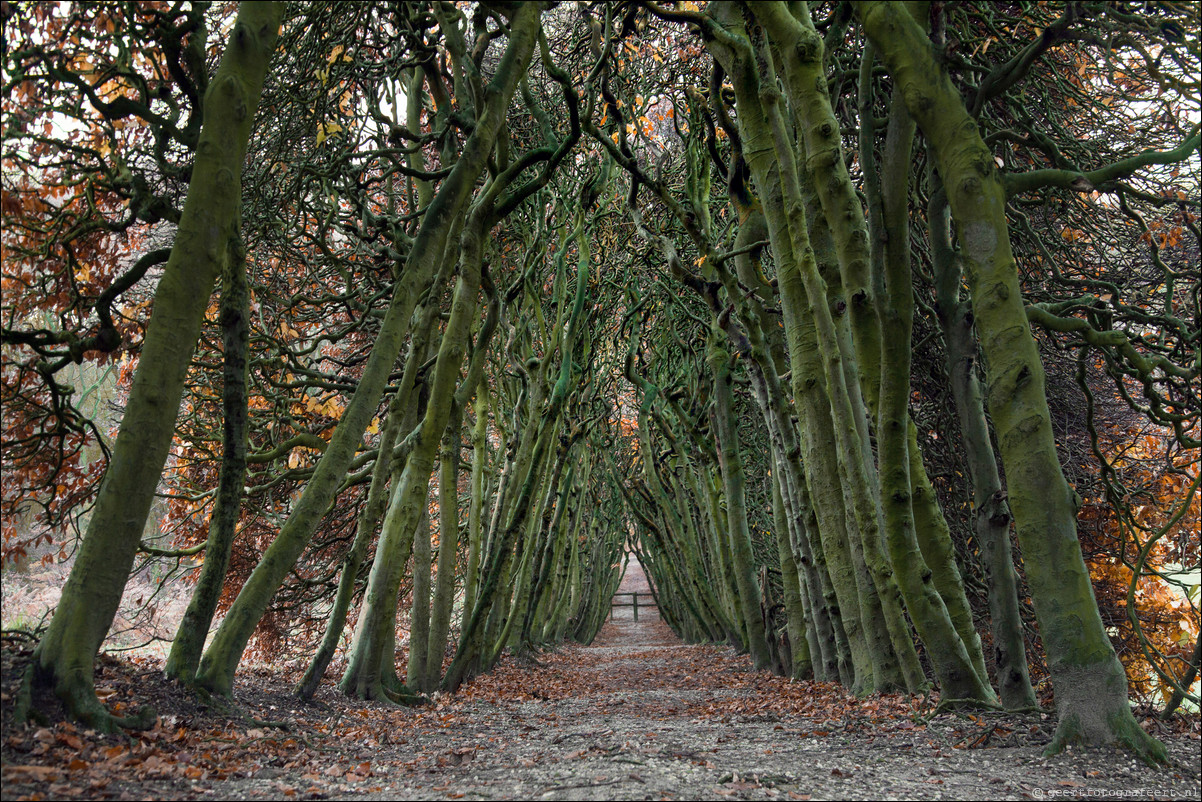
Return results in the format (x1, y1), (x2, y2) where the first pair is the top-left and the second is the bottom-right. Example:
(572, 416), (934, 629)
(2, 0), (1198, 766)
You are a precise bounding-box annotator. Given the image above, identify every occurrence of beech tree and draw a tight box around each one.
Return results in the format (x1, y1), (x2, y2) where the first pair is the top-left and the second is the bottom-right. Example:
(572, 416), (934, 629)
(4, 1), (1197, 764)
(6, 0), (284, 730)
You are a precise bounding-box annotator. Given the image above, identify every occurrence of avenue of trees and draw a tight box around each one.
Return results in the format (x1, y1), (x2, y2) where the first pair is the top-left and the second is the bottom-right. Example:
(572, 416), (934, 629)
(2, 0), (1198, 765)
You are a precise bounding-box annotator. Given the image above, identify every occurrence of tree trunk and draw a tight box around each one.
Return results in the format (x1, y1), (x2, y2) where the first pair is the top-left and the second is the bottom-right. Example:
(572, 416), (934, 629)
(707, 328), (773, 670)
(23, 2), (283, 731)
(165, 231), (250, 683)
(294, 382), (408, 700)
(195, 2), (544, 698)
(930, 183), (1037, 710)
(873, 77), (995, 704)
(857, 0), (1166, 762)
(406, 488), (433, 690)
(772, 473), (814, 679)
(342, 190), (492, 701)
(461, 378), (492, 619)
(423, 407), (463, 691)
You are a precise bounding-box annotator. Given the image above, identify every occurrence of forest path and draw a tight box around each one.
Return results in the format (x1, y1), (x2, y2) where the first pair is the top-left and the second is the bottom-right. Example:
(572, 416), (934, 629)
(3, 610), (1199, 801)
(327, 611), (1200, 801)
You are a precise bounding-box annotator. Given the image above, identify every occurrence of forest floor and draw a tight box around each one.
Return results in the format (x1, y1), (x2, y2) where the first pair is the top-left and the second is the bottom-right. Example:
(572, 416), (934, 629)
(2, 613), (1199, 801)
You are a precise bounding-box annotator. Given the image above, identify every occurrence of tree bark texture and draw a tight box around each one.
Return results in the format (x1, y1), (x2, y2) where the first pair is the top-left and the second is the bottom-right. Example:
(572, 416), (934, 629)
(28, 2), (283, 730)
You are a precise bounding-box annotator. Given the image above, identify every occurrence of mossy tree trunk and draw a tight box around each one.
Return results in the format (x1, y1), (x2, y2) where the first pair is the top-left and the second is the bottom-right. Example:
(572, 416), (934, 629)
(342, 172), (505, 701)
(757, 0), (990, 697)
(195, 2), (545, 698)
(293, 380), (408, 700)
(772, 473), (815, 679)
(856, 0), (1166, 761)
(406, 486), (433, 690)
(871, 67), (995, 705)
(705, 6), (918, 692)
(416, 283), (503, 694)
(422, 412), (462, 691)
(444, 200), (592, 691)
(23, 2), (283, 732)
(164, 231), (250, 683)
(461, 377), (492, 619)
(296, 280), (439, 700)
(930, 182), (1037, 710)
(707, 328), (773, 670)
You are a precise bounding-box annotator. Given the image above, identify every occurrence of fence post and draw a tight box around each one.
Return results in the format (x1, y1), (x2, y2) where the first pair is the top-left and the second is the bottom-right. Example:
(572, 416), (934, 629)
(633, 592), (639, 622)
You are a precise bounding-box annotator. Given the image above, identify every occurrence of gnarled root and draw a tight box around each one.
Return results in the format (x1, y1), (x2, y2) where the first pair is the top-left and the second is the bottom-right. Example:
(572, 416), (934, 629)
(14, 660), (156, 734)
(1046, 710), (1168, 766)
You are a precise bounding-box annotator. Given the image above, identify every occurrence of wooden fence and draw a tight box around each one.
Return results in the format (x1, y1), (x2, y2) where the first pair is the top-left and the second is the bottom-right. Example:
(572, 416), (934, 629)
(609, 591), (656, 621)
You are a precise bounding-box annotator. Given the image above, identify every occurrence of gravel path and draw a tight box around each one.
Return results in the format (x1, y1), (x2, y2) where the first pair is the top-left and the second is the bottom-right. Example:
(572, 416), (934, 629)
(4, 609), (1199, 800)
(327, 613), (1201, 801)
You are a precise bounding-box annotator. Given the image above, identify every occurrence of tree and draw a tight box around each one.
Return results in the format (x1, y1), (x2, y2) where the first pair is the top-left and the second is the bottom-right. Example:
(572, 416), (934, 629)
(9, 0), (284, 731)
(852, 0), (1188, 759)
(4, 0), (1197, 765)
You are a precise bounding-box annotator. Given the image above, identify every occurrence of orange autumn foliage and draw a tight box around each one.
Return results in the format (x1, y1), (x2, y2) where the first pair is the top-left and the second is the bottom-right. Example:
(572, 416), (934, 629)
(1078, 419), (1200, 702)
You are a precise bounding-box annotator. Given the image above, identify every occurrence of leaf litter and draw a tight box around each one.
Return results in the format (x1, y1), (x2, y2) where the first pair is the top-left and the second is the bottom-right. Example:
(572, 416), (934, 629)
(2, 615), (1199, 801)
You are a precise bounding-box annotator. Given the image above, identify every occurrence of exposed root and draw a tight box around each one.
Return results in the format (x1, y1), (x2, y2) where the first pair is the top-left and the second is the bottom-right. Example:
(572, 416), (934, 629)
(380, 682), (427, 706)
(1045, 711), (1168, 767)
(198, 689), (292, 730)
(11, 662), (43, 727)
(63, 688), (156, 734)
(931, 695), (1002, 715)
(13, 659), (156, 734)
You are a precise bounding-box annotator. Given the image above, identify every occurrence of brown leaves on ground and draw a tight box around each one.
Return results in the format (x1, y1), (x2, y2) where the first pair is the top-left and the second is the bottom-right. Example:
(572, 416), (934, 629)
(3, 616), (1200, 801)
(460, 616), (926, 739)
(1, 639), (397, 801)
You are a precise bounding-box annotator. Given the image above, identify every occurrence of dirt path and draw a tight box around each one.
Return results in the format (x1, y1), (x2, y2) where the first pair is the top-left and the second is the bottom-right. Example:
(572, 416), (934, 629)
(329, 613), (1200, 801)
(3, 610), (1200, 801)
